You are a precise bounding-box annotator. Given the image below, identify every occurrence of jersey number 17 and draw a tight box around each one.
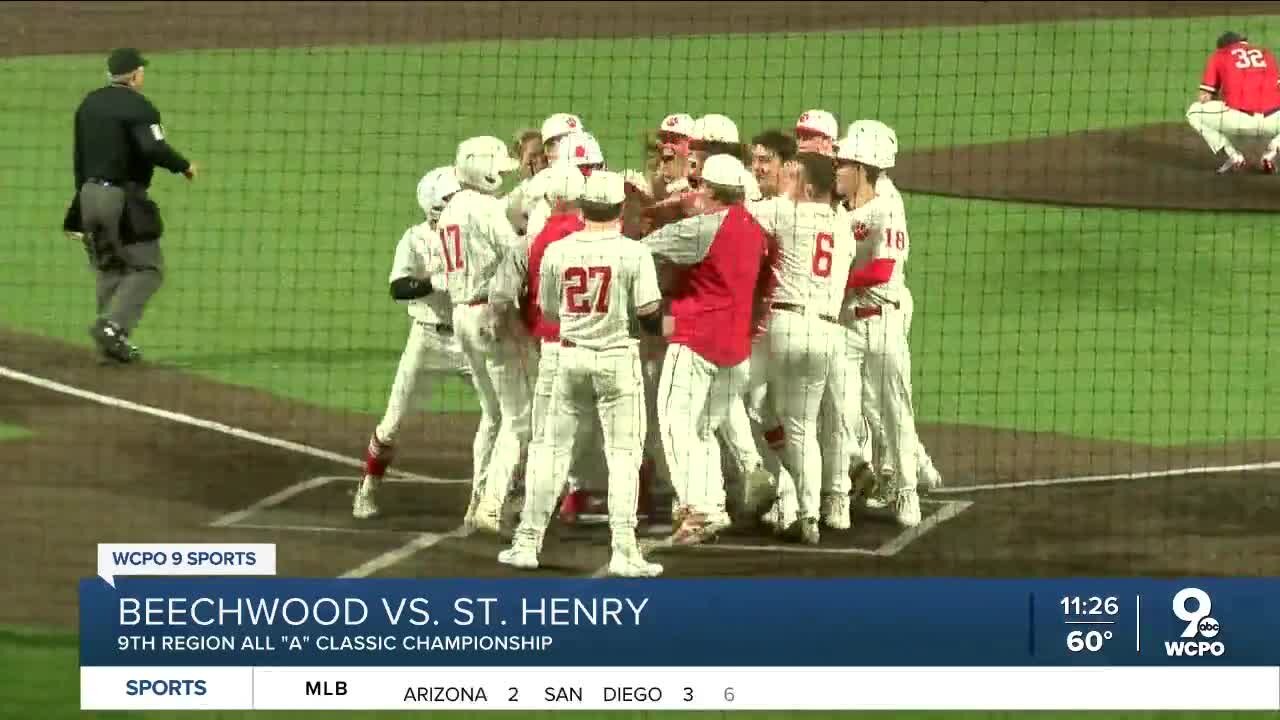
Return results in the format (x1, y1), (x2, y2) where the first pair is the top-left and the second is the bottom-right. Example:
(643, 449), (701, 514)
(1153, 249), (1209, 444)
(438, 225), (464, 272)
(564, 266), (612, 313)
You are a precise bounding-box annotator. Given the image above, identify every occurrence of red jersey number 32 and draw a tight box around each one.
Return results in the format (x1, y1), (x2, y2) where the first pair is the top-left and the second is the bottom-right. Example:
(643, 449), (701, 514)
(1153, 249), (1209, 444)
(564, 266), (612, 313)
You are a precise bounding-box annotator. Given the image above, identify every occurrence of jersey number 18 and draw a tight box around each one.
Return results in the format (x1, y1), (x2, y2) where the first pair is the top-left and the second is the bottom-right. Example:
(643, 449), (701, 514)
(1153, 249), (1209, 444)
(564, 266), (613, 313)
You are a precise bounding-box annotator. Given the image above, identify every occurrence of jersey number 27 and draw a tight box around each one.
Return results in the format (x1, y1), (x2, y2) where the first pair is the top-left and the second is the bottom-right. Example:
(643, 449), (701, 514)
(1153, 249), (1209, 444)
(564, 266), (612, 313)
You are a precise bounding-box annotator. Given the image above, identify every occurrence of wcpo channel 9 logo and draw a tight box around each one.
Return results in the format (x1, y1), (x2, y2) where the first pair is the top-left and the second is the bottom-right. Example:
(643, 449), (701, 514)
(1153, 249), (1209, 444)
(1165, 587), (1224, 657)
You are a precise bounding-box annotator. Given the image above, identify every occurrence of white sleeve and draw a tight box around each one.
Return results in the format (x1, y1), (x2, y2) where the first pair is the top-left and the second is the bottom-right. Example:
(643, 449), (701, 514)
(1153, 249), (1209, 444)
(388, 227), (427, 283)
(538, 246), (561, 322)
(745, 198), (782, 237)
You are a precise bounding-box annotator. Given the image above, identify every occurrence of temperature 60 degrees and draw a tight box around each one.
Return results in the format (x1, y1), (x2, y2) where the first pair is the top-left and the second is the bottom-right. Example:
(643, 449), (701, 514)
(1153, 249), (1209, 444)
(1067, 630), (1113, 652)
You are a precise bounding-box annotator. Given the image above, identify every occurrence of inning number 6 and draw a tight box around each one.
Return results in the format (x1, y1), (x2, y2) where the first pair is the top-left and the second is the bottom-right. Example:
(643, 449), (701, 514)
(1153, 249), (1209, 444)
(812, 232), (834, 277)
(1232, 48), (1266, 69)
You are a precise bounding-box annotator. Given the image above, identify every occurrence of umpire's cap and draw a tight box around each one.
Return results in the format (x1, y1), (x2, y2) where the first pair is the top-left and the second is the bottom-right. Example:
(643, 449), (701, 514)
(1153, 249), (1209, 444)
(1217, 32), (1247, 49)
(108, 48), (148, 75)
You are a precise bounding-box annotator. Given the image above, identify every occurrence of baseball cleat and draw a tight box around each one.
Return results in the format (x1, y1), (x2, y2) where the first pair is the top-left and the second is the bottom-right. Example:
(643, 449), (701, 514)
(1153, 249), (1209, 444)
(497, 530), (541, 570)
(608, 543), (663, 578)
(1216, 155), (1247, 174)
(469, 497), (504, 534)
(894, 488), (922, 528)
(89, 319), (140, 364)
(669, 508), (731, 546)
(784, 517), (820, 545)
(1262, 156), (1277, 174)
(741, 464), (778, 519)
(351, 476), (380, 519)
(820, 493), (851, 530)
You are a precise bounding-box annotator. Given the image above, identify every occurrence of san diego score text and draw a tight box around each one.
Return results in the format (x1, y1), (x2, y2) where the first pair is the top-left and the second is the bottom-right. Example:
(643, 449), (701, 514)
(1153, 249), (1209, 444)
(117, 595), (649, 653)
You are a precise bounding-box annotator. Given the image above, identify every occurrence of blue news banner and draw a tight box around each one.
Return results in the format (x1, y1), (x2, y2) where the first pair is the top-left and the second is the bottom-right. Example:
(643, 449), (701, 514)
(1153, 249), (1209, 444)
(80, 578), (1280, 667)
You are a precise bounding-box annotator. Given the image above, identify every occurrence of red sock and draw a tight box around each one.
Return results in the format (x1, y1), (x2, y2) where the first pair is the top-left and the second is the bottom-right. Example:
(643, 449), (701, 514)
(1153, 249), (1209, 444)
(763, 425), (785, 452)
(365, 435), (393, 478)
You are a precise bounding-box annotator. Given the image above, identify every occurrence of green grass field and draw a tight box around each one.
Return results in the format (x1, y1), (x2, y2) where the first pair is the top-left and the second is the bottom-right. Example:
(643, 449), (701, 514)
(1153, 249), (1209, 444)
(0, 423), (33, 443)
(1, 15), (1278, 715)
(1, 14), (1277, 444)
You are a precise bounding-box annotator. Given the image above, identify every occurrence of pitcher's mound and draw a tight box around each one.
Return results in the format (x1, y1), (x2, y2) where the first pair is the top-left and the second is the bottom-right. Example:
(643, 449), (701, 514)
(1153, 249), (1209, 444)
(897, 123), (1279, 212)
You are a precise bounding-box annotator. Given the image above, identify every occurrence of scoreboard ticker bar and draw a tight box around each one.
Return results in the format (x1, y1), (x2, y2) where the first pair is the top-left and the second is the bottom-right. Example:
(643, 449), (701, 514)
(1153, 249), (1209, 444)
(80, 666), (1280, 711)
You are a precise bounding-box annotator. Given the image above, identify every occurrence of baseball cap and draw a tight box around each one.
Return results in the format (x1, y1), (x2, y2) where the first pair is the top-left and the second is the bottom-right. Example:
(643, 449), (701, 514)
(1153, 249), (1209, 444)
(558, 131), (605, 167)
(581, 170), (626, 205)
(796, 109), (838, 139)
(693, 114), (739, 144)
(541, 113), (584, 143)
(659, 113), (696, 138)
(537, 164), (587, 204)
(108, 48), (147, 76)
(701, 155), (748, 188)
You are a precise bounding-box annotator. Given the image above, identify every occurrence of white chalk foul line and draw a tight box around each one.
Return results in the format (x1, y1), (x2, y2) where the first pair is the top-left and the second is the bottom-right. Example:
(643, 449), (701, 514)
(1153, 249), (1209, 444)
(210, 475), (335, 527)
(930, 461), (1280, 495)
(0, 365), (465, 485)
(339, 525), (474, 579)
(875, 500), (974, 557)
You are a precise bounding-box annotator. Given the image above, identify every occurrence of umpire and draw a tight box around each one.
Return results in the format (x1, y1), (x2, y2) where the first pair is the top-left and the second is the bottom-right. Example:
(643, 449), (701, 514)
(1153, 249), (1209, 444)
(67, 48), (197, 363)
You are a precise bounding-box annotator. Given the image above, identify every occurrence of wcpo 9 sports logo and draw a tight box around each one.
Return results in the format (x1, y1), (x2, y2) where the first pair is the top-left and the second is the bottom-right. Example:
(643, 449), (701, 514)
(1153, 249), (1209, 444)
(1164, 588), (1224, 657)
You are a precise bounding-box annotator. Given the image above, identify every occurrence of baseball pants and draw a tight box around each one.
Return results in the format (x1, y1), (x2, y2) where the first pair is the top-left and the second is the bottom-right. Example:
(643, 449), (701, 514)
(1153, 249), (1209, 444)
(846, 295), (919, 493)
(764, 311), (847, 522)
(79, 182), (164, 334)
(640, 336), (672, 495)
(523, 340), (608, 513)
(658, 344), (750, 517)
(519, 344), (647, 541)
(1186, 100), (1280, 160)
(454, 304), (536, 509)
(374, 320), (463, 446)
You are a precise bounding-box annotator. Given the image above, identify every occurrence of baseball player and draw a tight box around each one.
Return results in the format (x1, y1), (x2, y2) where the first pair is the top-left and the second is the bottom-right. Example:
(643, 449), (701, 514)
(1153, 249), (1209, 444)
(354, 166), (464, 519)
(833, 120), (923, 527)
(1186, 32), (1280, 174)
(499, 170), (665, 577)
(746, 152), (857, 542)
(506, 113), (585, 233)
(643, 154), (773, 545)
(433, 136), (534, 532)
(750, 129), (799, 198)
(795, 110), (839, 156)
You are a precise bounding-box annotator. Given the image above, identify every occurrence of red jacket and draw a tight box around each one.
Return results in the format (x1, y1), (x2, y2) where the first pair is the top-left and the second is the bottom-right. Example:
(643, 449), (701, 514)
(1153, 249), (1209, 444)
(523, 212), (585, 342)
(668, 204), (768, 368)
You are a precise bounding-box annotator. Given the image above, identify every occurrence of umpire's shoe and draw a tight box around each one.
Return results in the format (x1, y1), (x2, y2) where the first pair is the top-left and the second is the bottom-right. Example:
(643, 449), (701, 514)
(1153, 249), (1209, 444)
(90, 319), (140, 364)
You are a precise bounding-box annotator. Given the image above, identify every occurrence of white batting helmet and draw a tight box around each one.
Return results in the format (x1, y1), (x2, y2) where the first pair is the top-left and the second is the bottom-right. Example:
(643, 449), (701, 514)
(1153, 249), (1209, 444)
(455, 135), (519, 193)
(837, 120), (898, 169)
(659, 113), (696, 138)
(796, 109), (839, 140)
(416, 165), (462, 225)
(541, 113), (584, 144)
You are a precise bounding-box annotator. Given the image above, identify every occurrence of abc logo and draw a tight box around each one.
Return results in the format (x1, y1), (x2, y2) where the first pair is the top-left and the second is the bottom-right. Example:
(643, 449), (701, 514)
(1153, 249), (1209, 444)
(1165, 588), (1225, 657)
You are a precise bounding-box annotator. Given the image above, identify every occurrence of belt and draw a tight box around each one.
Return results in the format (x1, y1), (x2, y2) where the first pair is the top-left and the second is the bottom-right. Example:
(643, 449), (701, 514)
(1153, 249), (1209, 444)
(853, 306), (882, 320)
(86, 177), (124, 187)
(771, 302), (837, 324)
(415, 320), (453, 334)
(466, 297), (489, 306)
(560, 339), (630, 351)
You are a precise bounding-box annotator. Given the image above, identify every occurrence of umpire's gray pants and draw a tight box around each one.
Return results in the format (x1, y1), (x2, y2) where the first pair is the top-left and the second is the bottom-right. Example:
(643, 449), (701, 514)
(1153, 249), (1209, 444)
(79, 182), (164, 334)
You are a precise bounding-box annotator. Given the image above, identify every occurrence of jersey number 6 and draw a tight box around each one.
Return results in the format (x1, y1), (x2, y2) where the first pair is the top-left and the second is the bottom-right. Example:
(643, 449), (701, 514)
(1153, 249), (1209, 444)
(564, 266), (613, 313)
(812, 232), (835, 278)
(438, 225), (464, 272)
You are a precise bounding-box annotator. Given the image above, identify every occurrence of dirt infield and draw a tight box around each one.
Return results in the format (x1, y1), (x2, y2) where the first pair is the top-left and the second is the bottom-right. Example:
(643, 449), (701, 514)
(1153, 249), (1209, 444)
(4, 2), (1280, 629)
(7, 1), (1280, 57)
(897, 122), (1280, 211)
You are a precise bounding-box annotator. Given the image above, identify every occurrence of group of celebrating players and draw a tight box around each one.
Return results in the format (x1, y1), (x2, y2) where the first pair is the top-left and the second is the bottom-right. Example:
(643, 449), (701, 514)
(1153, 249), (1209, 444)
(351, 108), (942, 577)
